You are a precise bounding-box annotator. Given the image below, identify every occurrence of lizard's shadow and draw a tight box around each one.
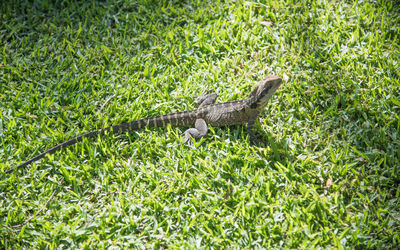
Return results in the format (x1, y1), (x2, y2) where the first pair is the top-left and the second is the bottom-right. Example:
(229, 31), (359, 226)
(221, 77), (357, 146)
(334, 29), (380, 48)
(217, 125), (292, 164)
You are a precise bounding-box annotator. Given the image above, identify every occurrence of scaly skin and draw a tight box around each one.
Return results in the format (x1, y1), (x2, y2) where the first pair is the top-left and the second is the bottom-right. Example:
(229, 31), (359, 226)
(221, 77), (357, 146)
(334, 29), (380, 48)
(6, 76), (282, 174)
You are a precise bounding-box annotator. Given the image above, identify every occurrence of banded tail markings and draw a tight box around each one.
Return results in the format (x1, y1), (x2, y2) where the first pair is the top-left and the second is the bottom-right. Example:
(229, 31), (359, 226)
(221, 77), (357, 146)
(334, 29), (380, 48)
(166, 114), (174, 125)
(137, 119), (144, 129)
(173, 112), (179, 125)
(160, 116), (166, 126)
(153, 117), (158, 127)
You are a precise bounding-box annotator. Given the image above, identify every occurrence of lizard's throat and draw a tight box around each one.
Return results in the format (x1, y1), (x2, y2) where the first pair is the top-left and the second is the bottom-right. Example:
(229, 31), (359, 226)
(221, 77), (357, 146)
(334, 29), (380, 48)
(249, 97), (270, 110)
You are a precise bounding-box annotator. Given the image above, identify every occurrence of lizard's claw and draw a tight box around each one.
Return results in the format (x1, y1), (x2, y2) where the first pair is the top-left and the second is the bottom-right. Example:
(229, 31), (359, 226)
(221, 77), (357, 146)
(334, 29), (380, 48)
(183, 138), (196, 149)
(183, 133), (195, 148)
(194, 89), (210, 105)
(193, 87), (214, 105)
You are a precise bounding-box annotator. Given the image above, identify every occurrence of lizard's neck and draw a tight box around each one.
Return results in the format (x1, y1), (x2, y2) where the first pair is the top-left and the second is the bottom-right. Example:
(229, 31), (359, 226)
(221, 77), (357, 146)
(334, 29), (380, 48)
(246, 96), (269, 112)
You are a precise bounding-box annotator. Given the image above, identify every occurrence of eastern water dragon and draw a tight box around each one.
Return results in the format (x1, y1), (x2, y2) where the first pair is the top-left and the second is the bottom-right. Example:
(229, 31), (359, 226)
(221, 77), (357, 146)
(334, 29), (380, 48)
(6, 75), (282, 174)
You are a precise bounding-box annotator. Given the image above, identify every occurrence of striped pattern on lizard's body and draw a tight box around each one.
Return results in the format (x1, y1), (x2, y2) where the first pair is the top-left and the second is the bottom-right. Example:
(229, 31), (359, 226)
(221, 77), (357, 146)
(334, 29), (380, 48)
(6, 76), (282, 174)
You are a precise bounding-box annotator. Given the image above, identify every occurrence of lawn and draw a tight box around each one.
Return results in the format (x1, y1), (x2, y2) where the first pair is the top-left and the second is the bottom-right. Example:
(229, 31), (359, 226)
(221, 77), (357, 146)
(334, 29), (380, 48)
(1, 0), (399, 248)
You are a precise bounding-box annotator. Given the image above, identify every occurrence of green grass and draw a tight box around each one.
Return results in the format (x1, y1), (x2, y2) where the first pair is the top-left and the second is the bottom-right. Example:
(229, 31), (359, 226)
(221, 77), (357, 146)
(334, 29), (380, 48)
(1, 0), (399, 248)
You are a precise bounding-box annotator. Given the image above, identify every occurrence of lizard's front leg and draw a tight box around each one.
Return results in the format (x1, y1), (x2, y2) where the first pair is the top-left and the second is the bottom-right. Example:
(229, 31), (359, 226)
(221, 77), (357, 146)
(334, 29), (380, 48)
(183, 119), (208, 145)
(247, 117), (264, 145)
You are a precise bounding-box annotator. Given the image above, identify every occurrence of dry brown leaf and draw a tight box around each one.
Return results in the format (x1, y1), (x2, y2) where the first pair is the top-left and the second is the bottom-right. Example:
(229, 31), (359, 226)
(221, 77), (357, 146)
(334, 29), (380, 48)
(260, 21), (274, 27)
(325, 178), (333, 189)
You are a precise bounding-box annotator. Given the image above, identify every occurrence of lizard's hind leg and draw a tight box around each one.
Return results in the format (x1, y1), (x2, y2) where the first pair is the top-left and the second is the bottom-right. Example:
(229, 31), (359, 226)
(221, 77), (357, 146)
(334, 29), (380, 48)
(183, 119), (208, 145)
(194, 92), (217, 107)
(183, 92), (216, 145)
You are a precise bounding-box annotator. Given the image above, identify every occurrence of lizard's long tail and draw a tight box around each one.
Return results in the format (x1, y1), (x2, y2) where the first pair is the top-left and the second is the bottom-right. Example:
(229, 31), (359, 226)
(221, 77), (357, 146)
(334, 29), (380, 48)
(6, 111), (196, 174)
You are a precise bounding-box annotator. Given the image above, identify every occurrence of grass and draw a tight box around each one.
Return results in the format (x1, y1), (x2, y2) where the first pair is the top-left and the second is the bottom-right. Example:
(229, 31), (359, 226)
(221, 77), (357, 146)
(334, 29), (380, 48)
(1, 0), (399, 248)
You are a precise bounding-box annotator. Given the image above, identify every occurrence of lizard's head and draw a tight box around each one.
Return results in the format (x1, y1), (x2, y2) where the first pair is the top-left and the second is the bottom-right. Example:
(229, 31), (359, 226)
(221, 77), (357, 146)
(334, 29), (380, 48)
(248, 76), (282, 110)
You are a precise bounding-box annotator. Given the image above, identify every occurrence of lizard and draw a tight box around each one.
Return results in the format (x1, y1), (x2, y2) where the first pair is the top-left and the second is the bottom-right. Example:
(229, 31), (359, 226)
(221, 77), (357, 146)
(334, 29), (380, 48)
(5, 75), (282, 174)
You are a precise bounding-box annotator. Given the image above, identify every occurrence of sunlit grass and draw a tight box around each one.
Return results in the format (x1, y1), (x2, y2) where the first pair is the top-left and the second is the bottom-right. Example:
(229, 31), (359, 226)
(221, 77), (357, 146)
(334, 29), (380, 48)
(1, 0), (399, 248)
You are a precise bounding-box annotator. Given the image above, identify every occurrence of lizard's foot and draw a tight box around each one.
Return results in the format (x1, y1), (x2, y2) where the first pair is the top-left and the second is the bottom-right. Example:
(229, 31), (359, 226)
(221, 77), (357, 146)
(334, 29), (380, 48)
(183, 133), (192, 145)
(195, 92), (217, 107)
(194, 90), (209, 105)
(183, 133), (196, 149)
(183, 119), (207, 148)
